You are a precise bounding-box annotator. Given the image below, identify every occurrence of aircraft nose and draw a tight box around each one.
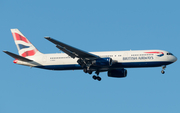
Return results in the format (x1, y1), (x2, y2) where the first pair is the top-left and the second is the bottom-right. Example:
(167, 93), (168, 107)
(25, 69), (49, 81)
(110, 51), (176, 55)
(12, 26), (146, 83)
(173, 56), (177, 62)
(171, 56), (177, 62)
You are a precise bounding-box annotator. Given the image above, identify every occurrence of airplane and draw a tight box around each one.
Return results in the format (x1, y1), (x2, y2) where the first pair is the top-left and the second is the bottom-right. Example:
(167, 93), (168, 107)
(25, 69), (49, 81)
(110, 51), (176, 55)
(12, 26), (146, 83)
(3, 29), (177, 81)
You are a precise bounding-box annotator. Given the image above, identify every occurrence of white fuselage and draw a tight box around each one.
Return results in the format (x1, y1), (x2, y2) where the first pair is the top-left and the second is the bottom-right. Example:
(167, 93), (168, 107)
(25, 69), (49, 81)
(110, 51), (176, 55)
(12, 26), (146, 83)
(15, 50), (177, 71)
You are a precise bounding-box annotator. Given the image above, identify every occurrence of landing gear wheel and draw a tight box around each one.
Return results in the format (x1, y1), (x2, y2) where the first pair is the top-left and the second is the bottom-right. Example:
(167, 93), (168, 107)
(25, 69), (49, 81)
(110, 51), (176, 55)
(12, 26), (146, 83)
(88, 70), (92, 74)
(92, 71), (101, 81)
(83, 68), (87, 73)
(92, 75), (97, 80)
(97, 77), (101, 81)
(92, 75), (101, 81)
(161, 70), (165, 74)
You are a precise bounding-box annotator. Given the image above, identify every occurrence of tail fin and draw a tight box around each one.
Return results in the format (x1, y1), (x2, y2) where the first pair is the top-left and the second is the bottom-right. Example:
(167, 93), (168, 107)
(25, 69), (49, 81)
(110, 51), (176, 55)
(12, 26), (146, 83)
(11, 29), (43, 57)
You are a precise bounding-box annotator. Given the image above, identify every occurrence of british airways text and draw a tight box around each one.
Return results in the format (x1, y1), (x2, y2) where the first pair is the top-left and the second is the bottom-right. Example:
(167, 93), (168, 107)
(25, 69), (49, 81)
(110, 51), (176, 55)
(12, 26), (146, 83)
(123, 56), (154, 60)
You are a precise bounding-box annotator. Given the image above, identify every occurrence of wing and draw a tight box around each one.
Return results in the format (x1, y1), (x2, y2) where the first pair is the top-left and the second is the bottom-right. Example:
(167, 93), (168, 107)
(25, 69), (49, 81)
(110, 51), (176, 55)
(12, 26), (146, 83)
(44, 37), (99, 60)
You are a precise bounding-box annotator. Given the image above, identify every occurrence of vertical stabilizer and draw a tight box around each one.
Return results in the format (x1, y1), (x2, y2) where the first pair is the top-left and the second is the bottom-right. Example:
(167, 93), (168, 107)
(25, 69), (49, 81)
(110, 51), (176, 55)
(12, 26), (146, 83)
(11, 29), (43, 57)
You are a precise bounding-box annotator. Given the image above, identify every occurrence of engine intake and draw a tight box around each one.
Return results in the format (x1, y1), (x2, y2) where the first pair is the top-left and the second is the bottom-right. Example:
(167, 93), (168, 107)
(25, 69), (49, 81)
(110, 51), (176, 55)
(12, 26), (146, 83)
(108, 69), (127, 78)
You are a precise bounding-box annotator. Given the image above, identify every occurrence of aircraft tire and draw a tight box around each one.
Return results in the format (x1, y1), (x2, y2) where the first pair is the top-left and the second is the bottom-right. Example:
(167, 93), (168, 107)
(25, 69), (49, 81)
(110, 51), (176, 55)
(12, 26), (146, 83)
(83, 68), (87, 73)
(97, 77), (101, 81)
(88, 70), (92, 74)
(92, 75), (97, 80)
(161, 70), (165, 74)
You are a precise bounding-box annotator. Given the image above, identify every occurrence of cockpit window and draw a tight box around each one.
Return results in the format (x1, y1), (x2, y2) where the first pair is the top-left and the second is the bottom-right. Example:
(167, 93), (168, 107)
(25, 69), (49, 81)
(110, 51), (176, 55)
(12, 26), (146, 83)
(167, 53), (173, 55)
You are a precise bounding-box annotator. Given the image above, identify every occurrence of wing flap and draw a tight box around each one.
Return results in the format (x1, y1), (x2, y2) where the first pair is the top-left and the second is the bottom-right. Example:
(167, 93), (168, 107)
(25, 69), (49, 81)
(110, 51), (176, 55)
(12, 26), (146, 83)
(3, 51), (33, 62)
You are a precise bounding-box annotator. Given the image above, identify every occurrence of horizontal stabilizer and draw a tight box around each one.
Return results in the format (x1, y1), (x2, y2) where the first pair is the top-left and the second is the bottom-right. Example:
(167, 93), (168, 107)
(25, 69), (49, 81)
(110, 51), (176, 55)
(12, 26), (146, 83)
(3, 51), (33, 62)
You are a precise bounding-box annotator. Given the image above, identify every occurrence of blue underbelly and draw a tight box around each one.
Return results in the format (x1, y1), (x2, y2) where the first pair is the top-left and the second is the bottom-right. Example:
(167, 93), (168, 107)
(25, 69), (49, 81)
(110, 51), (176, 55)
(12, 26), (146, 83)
(35, 61), (173, 70)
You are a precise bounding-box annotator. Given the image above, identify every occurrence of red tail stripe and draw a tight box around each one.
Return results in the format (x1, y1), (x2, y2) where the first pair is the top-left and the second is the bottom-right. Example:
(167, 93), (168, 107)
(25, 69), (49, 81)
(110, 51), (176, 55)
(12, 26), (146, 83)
(13, 33), (29, 43)
(21, 49), (36, 57)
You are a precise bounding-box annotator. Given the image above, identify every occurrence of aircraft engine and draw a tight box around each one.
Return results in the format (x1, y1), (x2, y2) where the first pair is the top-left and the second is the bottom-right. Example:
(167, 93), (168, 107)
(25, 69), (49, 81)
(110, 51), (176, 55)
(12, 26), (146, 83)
(108, 69), (127, 78)
(92, 57), (112, 66)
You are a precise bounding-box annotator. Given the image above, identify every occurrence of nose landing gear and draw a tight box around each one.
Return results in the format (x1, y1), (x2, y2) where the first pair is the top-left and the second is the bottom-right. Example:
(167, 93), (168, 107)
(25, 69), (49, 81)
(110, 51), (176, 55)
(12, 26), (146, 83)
(161, 65), (166, 74)
(161, 70), (165, 74)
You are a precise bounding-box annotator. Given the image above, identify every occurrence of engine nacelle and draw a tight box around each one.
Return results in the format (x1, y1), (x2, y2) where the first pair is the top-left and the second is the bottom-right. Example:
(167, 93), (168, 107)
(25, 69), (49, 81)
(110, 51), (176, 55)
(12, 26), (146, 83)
(108, 69), (127, 78)
(92, 57), (112, 66)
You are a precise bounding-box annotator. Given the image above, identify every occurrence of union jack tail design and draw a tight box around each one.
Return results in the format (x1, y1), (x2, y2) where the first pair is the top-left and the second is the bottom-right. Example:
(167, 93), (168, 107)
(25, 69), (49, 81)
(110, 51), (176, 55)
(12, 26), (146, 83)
(11, 29), (43, 57)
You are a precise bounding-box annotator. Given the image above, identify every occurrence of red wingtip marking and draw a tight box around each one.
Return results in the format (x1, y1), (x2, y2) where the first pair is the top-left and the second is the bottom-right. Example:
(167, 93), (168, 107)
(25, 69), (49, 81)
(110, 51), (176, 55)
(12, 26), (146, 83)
(13, 59), (18, 63)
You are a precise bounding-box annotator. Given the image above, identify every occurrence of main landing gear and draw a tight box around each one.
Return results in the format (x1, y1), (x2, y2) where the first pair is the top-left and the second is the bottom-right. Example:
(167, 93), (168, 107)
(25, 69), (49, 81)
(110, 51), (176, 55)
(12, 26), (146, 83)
(161, 65), (166, 74)
(92, 75), (101, 81)
(83, 68), (92, 74)
(83, 67), (101, 81)
(92, 71), (101, 81)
